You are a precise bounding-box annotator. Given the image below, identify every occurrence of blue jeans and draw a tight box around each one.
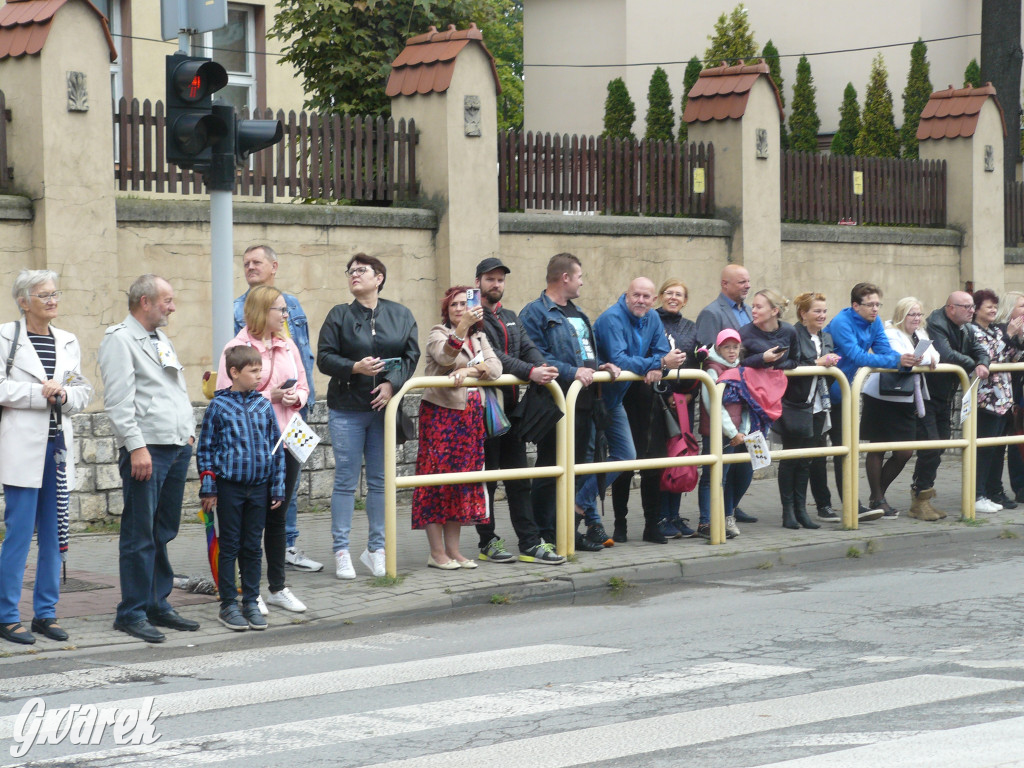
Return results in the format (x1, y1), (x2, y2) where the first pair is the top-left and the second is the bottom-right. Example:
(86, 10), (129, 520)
(574, 404), (635, 524)
(0, 441), (60, 623)
(697, 437), (753, 526)
(329, 409), (385, 553)
(215, 479), (268, 605)
(115, 443), (192, 625)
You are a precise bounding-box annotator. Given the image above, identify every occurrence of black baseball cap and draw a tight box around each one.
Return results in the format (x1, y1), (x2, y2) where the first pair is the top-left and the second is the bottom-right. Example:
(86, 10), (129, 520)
(476, 257), (511, 277)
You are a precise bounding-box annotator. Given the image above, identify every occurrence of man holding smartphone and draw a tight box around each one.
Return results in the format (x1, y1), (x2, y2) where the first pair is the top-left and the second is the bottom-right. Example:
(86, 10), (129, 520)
(233, 245), (322, 572)
(474, 258), (565, 564)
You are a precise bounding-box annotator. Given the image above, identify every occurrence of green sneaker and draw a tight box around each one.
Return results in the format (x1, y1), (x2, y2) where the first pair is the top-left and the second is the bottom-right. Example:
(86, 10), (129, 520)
(519, 542), (566, 565)
(479, 537), (516, 563)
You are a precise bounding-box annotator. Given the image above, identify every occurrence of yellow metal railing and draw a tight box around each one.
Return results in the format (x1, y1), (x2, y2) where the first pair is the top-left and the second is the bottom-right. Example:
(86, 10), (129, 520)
(968, 361), (1024, 511)
(383, 374), (566, 578)
(850, 363), (975, 522)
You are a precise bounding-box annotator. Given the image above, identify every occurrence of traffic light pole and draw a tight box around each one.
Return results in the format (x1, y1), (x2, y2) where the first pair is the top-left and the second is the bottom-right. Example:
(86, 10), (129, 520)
(208, 104), (236, 363)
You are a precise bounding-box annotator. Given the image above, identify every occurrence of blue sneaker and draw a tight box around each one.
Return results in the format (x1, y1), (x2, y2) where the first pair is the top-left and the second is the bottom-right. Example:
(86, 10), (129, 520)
(670, 517), (696, 538)
(658, 518), (683, 540)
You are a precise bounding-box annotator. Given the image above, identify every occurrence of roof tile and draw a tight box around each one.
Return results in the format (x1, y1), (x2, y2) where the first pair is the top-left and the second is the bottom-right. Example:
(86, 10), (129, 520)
(0, 0), (116, 61)
(682, 59), (784, 124)
(387, 23), (500, 98)
(916, 83), (1006, 140)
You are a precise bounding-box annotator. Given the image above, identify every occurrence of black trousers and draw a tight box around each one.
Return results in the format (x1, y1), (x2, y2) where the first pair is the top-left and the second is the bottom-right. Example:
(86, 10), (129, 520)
(611, 382), (670, 529)
(533, 406), (593, 530)
(216, 478), (268, 606)
(913, 396), (952, 492)
(477, 432), (544, 552)
(265, 452), (300, 593)
(780, 411), (829, 511)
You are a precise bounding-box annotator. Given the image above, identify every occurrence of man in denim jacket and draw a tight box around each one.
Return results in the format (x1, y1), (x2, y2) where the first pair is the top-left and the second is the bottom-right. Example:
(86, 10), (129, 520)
(233, 245), (321, 572)
(520, 253), (620, 552)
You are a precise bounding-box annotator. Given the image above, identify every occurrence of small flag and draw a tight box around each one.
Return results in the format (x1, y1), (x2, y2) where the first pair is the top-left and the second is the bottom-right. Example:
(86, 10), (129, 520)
(275, 412), (321, 463)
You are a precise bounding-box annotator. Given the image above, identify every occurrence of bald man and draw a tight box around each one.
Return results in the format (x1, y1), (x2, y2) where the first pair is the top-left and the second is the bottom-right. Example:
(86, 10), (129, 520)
(695, 264), (752, 348)
(913, 292), (991, 517)
(576, 278), (683, 545)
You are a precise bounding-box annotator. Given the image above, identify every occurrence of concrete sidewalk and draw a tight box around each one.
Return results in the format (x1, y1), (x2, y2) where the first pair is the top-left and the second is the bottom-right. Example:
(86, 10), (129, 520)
(8, 459), (1023, 657)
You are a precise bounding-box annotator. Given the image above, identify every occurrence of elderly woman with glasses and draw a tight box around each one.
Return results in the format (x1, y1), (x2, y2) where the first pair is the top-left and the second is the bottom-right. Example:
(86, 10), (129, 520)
(318, 254), (420, 580)
(860, 297), (937, 519)
(0, 270), (92, 645)
(218, 284), (310, 614)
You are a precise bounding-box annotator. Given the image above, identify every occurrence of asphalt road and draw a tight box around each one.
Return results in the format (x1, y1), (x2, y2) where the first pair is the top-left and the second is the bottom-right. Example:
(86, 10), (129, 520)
(2, 537), (1023, 767)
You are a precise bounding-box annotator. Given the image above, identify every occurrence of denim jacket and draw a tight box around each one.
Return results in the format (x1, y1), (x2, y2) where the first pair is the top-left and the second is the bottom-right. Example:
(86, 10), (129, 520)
(235, 290), (315, 406)
(520, 290), (599, 390)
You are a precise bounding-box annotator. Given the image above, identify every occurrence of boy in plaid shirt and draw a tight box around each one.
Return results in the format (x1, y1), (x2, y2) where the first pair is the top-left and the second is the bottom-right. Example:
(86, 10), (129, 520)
(197, 346), (285, 632)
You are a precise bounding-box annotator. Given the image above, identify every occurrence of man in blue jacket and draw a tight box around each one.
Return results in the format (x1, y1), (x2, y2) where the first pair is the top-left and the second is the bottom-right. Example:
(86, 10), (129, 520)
(577, 277), (684, 544)
(520, 253), (620, 551)
(233, 245), (321, 572)
(824, 282), (919, 522)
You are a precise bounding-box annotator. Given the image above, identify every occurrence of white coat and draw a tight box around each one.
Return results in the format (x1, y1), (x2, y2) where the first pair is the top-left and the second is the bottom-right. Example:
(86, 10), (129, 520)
(0, 319), (93, 489)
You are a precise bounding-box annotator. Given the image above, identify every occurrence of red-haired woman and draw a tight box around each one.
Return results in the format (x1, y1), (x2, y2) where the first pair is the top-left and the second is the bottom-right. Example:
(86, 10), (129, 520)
(413, 287), (501, 569)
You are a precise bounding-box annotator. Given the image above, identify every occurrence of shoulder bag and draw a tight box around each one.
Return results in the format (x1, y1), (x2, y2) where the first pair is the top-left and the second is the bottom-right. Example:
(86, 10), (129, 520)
(1, 321), (21, 425)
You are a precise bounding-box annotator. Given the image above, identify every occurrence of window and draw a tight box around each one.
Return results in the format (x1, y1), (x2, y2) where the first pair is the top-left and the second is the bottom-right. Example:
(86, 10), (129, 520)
(191, 5), (256, 115)
(92, 0), (123, 105)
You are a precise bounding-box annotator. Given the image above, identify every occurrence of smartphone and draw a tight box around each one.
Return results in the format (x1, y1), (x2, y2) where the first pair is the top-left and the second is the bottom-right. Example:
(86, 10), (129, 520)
(466, 288), (481, 309)
(381, 357), (403, 373)
(280, 378), (298, 389)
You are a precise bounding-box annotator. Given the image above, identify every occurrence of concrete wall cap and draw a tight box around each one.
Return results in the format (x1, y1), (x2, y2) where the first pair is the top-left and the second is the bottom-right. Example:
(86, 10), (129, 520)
(499, 211), (732, 238)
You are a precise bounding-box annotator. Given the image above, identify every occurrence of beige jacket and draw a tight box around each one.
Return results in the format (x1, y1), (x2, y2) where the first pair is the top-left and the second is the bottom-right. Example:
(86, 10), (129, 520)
(421, 324), (501, 410)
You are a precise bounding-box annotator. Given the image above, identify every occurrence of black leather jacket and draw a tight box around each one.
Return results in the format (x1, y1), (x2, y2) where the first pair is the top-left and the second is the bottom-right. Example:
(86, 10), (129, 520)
(925, 307), (990, 402)
(784, 323), (834, 405)
(317, 298), (420, 411)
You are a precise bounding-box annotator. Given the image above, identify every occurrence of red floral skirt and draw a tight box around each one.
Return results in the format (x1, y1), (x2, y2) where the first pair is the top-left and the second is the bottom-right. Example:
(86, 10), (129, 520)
(411, 392), (488, 528)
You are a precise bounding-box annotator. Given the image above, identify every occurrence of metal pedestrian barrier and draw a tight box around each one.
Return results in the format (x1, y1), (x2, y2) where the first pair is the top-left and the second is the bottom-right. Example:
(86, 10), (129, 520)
(962, 361), (1024, 512)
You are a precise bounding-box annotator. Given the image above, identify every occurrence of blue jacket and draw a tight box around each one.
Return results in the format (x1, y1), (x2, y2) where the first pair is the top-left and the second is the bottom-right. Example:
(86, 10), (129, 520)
(824, 306), (900, 403)
(594, 295), (670, 410)
(520, 291), (599, 389)
(235, 291), (315, 407)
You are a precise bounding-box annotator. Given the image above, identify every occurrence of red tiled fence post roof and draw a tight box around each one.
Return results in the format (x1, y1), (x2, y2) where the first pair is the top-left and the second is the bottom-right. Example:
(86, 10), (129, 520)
(386, 23), (501, 98)
(0, 0), (116, 61)
(681, 60), (785, 124)
(916, 83), (1007, 141)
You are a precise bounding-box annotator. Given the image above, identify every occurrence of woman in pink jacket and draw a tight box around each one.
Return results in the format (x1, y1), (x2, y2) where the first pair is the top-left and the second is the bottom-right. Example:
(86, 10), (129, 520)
(218, 285), (309, 614)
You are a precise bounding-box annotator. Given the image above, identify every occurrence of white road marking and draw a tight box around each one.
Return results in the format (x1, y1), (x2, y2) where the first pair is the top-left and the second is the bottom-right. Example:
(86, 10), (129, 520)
(0, 632), (424, 696)
(355, 675), (1024, 768)
(957, 660), (1024, 670)
(786, 731), (927, 746)
(856, 656), (909, 663)
(0, 644), (619, 740)
(756, 714), (1024, 767)
(4, 662), (805, 767)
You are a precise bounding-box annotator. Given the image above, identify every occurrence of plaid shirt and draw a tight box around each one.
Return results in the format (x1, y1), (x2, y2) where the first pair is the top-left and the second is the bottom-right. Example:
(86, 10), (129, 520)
(197, 389), (286, 500)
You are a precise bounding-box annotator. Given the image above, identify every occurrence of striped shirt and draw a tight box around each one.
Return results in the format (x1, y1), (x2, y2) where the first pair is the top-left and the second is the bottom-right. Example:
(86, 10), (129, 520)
(196, 389), (286, 500)
(27, 331), (57, 439)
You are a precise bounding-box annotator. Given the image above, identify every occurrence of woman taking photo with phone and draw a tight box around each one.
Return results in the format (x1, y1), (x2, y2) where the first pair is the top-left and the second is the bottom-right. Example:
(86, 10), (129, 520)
(218, 284), (310, 613)
(318, 254), (420, 580)
(413, 286), (501, 569)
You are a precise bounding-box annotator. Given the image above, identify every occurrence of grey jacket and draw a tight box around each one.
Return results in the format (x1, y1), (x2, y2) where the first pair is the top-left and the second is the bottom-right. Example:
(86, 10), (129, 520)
(695, 293), (752, 347)
(98, 314), (195, 452)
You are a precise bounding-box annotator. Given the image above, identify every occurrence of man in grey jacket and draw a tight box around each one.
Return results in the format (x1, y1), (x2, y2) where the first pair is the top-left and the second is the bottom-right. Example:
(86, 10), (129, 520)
(99, 274), (198, 643)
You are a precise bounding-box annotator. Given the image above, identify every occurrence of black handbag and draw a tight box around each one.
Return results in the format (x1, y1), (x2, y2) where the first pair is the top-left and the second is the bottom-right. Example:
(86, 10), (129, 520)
(775, 399), (813, 438)
(396, 407), (416, 445)
(878, 371), (914, 397)
(654, 388), (682, 439)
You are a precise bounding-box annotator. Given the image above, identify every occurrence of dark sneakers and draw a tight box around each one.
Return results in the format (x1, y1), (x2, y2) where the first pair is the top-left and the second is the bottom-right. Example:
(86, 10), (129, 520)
(612, 523), (628, 543)
(733, 508), (758, 523)
(574, 532), (604, 552)
(586, 523), (615, 548)
(817, 506), (841, 521)
(642, 526), (668, 544)
(657, 518), (683, 540)
(519, 542), (566, 565)
(219, 603), (248, 632)
(479, 537), (517, 563)
(695, 523), (711, 539)
(242, 602), (267, 631)
(990, 491), (1018, 510)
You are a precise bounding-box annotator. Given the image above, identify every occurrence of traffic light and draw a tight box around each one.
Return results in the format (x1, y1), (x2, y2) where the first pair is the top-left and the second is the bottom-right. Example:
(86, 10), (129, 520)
(165, 54), (229, 168)
(235, 116), (284, 165)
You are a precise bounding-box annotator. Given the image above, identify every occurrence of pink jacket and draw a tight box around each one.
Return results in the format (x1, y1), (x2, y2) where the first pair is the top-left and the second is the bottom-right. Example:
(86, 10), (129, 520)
(217, 328), (309, 431)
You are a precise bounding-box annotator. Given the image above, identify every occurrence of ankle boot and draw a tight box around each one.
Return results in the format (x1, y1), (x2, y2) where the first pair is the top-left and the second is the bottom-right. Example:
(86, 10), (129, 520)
(792, 478), (819, 528)
(910, 488), (943, 521)
(781, 505), (800, 529)
(793, 507), (821, 529)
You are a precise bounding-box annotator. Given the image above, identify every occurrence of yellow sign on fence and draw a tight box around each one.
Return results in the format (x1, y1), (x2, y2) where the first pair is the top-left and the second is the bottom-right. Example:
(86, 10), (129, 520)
(853, 170), (864, 196)
(693, 167), (706, 194)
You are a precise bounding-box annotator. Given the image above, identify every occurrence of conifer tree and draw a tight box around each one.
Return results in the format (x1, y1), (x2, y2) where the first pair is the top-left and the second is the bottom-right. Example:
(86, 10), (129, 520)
(762, 39), (788, 149)
(603, 78), (636, 140)
(645, 67), (675, 141)
(964, 58), (981, 87)
(901, 39), (932, 159)
(704, 4), (757, 66)
(678, 57), (703, 142)
(830, 82), (860, 156)
(855, 54), (899, 158)
(789, 56), (820, 152)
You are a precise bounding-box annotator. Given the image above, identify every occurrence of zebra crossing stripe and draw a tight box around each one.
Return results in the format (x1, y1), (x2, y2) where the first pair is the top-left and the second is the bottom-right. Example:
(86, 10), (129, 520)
(2, 662), (805, 767)
(0, 643), (619, 741)
(355, 674), (1024, 768)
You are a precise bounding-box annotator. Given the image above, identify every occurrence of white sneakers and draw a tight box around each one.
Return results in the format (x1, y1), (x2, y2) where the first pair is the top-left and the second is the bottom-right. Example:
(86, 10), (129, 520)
(335, 549), (356, 579)
(975, 497), (1003, 514)
(265, 587), (307, 613)
(725, 515), (741, 538)
(255, 594), (269, 616)
(285, 547), (324, 572)
(360, 549), (386, 577)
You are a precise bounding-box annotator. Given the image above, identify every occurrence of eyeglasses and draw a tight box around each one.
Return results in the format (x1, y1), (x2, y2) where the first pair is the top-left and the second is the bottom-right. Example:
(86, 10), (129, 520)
(951, 303), (975, 310)
(30, 291), (62, 302)
(857, 302), (882, 309)
(345, 266), (373, 278)
(906, 312), (923, 318)
(269, 306), (289, 315)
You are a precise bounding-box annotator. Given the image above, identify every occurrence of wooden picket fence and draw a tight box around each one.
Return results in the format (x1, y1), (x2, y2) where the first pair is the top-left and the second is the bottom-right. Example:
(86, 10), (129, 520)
(781, 151), (946, 227)
(112, 98), (418, 203)
(0, 90), (11, 192)
(498, 130), (715, 216)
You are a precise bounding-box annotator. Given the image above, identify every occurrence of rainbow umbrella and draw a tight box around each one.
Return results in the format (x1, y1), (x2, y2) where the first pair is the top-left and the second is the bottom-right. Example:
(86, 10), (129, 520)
(198, 508), (219, 583)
